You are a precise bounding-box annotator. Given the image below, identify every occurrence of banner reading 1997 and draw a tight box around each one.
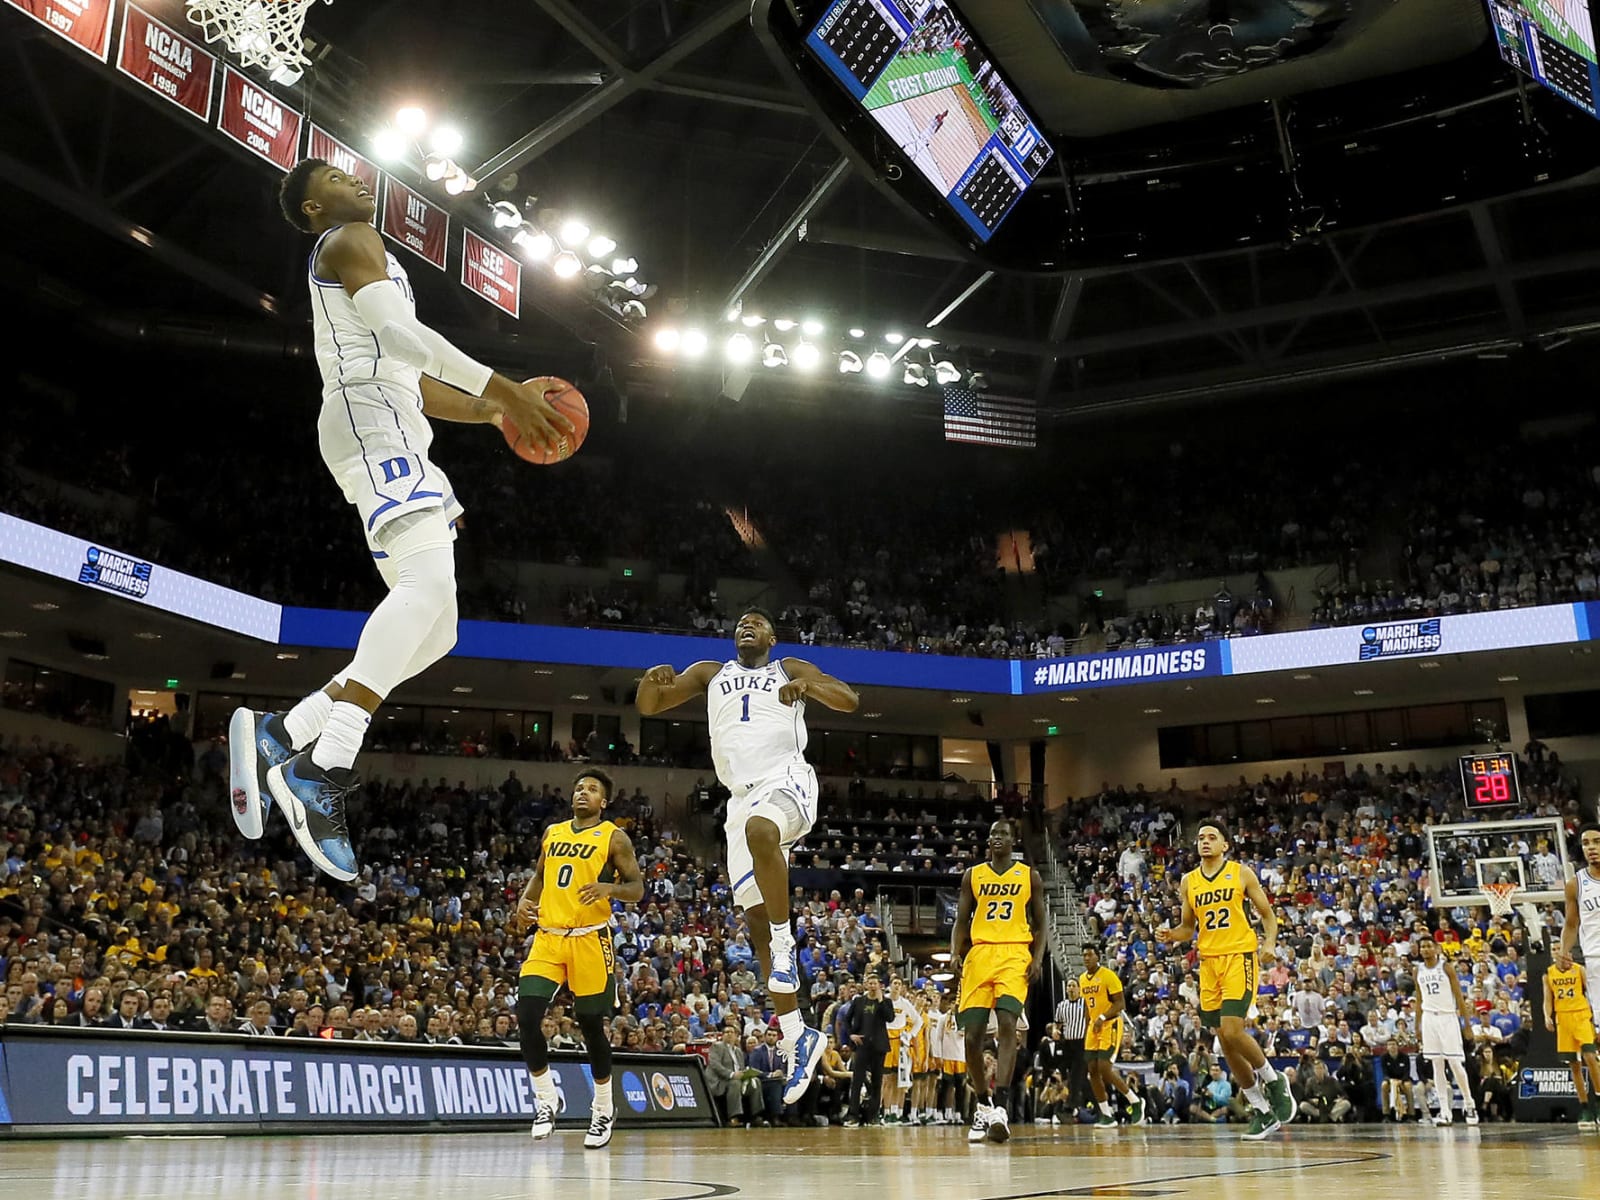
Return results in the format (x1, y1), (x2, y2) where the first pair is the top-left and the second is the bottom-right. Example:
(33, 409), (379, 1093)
(4, 0), (114, 61)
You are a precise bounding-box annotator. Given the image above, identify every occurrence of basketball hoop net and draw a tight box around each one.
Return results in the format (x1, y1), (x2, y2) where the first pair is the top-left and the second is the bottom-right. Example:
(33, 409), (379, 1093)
(1483, 880), (1523, 919)
(185, 1), (326, 83)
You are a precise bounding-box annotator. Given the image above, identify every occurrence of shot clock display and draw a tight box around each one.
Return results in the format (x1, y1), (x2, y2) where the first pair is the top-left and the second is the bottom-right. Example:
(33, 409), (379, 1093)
(805, 0), (1054, 241)
(1459, 752), (1523, 810)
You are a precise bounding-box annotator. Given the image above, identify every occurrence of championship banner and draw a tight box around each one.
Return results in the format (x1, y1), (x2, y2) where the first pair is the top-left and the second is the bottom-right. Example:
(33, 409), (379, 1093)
(4, 0), (114, 61)
(0, 1028), (715, 1134)
(305, 124), (380, 191)
(461, 228), (521, 317)
(381, 177), (448, 271)
(1019, 644), (1221, 695)
(117, 5), (215, 122)
(217, 65), (301, 172)
(0, 511), (281, 643)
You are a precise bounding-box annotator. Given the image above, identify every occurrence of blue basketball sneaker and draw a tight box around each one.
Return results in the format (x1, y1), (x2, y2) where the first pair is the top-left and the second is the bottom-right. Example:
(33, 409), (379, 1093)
(267, 750), (360, 881)
(228, 708), (294, 839)
(781, 1025), (825, 1106)
(768, 934), (800, 995)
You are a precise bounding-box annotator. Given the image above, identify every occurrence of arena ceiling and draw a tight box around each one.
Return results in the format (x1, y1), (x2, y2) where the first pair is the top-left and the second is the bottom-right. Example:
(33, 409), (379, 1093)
(3, 0), (1600, 419)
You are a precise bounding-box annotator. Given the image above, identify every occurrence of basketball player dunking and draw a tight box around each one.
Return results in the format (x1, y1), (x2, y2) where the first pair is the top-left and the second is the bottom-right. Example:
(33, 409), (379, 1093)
(1556, 822), (1600, 1124)
(511, 769), (644, 1149)
(951, 820), (1046, 1144)
(226, 160), (571, 880)
(1079, 944), (1146, 1130)
(1415, 934), (1480, 1126)
(1157, 822), (1295, 1140)
(635, 607), (859, 1107)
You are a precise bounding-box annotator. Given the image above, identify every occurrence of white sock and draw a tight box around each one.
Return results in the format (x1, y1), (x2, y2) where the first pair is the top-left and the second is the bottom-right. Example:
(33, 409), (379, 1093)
(1244, 1084), (1270, 1113)
(770, 921), (793, 950)
(1099, 1100), (1114, 1117)
(593, 1077), (613, 1115)
(778, 1009), (805, 1042)
(311, 701), (370, 772)
(282, 690), (332, 750)
(1255, 1061), (1278, 1085)
(532, 1070), (558, 1106)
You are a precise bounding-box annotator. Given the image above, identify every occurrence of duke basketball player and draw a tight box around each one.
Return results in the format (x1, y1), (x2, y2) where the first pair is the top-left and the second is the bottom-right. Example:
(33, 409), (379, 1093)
(1559, 823), (1600, 1032)
(635, 607), (859, 1105)
(224, 159), (571, 881)
(1414, 934), (1479, 1126)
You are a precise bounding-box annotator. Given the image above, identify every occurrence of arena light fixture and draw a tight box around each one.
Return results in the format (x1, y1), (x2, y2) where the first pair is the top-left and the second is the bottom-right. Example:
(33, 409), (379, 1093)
(1418, 661), (1441, 670)
(451, 686), (473, 694)
(428, 125), (464, 156)
(443, 171), (474, 195)
(838, 351), (863, 374)
(933, 359), (961, 385)
(726, 333), (754, 363)
(587, 235), (617, 258)
(552, 250), (582, 278)
(793, 340), (821, 370)
(865, 351), (891, 379)
(681, 329), (708, 358)
(967, 370), (990, 390)
(1353, 688), (1375, 696)
(621, 300), (647, 320)
(931, 951), (951, 963)
(424, 155), (450, 181)
(916, 337), (938, 349)
(903, 362), (929, 387)
(772, 318), (797, 332)
(848, 327), (866, 339)
(654, 328), (680, 353)
(762, 343), (788, 369)
(559, 218), (590, 245)
(931, 972), (955, 984)
(885, 331), (904, 345)
(1255, 697), (1276, 705)
(613, 257), (640, 276)
(740, 314), (766, 328)
(372, 127), (407, 162)
(491, 201), (523, 229)
(1293, 673), (1314, 680)
(801, 318), (824, 336)
(513, 229), (553, 260)
(394, 106), (428, 137)
(1497, 674), (1520, 682)
(1142, 707), (1162, 714)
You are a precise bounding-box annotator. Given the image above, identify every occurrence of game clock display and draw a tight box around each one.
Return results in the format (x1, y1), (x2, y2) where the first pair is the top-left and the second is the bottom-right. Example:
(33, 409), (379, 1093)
(804, 0), (1055, 242)
(1459, 752), (1523, 810)
(1486, 1), (1600, 118)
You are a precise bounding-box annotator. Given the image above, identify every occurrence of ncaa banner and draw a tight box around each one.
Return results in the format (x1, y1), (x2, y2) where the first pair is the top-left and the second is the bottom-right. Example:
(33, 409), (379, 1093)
(0, 512), (280, 642)
(4, 0), (113, 61)
(117, 5), (216, 122)
(1019, 644), (1220, 694)
(381, 177), (448, 271)
(0, 1029), (714, 1134)
(305, 124), (380, 191)
(218, 66), (302, 171)
(1228, 603), (1581, 675)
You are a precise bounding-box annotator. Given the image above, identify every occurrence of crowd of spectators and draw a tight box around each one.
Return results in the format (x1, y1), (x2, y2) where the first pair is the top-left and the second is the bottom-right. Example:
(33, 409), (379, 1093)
(1035, 751), (1587, 1125)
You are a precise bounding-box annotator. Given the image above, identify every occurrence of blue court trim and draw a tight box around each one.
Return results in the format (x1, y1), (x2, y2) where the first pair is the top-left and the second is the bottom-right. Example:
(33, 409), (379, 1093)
(1009, 659), (1022, 694)
(1218, 639), (1233, 675)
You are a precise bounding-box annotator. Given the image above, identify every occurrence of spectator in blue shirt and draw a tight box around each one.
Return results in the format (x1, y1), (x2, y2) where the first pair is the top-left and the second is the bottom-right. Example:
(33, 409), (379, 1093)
(1193, 1064), (1236, 1123)
(1488, 997), (1521, 1039)
(725, 934), (755, 969)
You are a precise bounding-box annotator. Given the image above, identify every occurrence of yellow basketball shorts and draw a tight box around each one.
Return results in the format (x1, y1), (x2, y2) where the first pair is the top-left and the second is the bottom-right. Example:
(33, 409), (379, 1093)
(520, 929), (616, 1014)
(1199, 952), (1257, 1026)
(1556, 1010), (1598, 1055)
(1085, 1014), (1124, 1060)
(957, 942), (1030, 1027)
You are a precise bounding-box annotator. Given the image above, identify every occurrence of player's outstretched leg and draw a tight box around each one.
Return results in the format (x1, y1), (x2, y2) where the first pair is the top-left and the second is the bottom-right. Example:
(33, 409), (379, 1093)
(228, 681), (340, 838)
(517, 989), (561, 1140)
(743, 814), (823, 1106)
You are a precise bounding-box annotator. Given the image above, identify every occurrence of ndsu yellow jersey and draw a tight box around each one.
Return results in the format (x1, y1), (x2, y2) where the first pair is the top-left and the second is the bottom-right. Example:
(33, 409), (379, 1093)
(538, 819), (618, 930)
(969, 861), (1032, 944)
(1182, 860), (1258, 957)
(1548, 963), (1590, 1015)
(1078, 965), (1123, 1023)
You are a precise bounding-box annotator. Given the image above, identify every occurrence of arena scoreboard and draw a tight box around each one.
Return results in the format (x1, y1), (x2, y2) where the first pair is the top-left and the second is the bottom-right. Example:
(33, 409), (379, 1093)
(1458, 752), (1523, 810)
(804, 0), (1054, 241)
(1487, 1), (1600, 117)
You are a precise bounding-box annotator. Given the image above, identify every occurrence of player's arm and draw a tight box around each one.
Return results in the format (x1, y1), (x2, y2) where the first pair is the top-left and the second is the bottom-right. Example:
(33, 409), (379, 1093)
(634, 660), (720, 715)
(1242, 866), (1279, 958)
(779, 658), (860, 712)
(1026, 866), (1048, 981)
(1558, 877), (1579, 967)
(581, 829), (646, 906)
(1443, 961), (1472, 1023)
(317, 222), (570, 450)
(1543, 971), (1556, 1032)
(1097, 979), (1127, 1025)
(1157, 884), (1196, 945)
(511, 848), (546, 935)
(950, 867), (976, 970)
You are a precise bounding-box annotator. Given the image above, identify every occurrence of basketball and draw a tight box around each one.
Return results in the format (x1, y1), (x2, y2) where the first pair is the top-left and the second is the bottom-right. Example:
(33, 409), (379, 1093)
(502, 379), (588, 465)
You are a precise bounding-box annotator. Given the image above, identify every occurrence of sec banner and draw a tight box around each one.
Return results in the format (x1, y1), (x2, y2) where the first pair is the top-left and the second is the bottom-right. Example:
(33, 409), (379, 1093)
(0, 1029), (715, 1134)
(117, 5), (216, 121)
(462, 229), (520, 317)
(382, 177), (448, 271)
(4, 0), (113, 60)
(218, 65), (302, 171)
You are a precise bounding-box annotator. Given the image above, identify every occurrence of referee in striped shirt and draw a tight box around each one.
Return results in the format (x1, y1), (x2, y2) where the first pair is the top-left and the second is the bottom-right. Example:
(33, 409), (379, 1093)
(1054, 978), (1089, 1110)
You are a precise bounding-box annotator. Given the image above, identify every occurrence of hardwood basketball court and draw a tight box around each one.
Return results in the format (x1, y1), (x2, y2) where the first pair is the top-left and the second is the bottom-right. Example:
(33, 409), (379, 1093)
(2, 1124), (1588, 1200)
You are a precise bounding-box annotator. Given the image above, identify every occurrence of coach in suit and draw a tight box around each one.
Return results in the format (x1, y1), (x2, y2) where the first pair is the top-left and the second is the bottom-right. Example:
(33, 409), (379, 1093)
(707, 1026), (762, 1125)
(846, 974), (893, 1125)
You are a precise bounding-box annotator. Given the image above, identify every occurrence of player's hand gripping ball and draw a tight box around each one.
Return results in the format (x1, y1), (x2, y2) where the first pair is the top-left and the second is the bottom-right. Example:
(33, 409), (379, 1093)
(502, 377), (589, 464)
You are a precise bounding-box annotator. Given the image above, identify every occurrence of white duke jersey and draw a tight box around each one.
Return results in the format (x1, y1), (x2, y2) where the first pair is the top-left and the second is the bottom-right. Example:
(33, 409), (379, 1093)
(707, 659), (807, 790)
(1578, 868), (1600, 965)
(307, 224), (425, 401)
(1416, 962), (1455, 1015)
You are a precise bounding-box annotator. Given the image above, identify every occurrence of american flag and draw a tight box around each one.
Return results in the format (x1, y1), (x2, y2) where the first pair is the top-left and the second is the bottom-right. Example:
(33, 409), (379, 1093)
(942, 385), (1036, 449)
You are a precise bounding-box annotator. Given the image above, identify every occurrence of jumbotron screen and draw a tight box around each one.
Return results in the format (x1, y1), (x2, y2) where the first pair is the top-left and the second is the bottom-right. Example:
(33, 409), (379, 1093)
(1487, 0), (1600, 117)
(805, 0), (1055, 242)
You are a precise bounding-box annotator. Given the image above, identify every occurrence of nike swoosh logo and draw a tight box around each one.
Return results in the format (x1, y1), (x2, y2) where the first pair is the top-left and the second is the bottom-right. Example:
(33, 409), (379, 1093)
(289, 801), (307, 832)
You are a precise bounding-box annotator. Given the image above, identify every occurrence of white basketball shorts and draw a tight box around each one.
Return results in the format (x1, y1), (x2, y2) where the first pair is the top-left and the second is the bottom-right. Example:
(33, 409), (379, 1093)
(725, 762), (817, 910)
(1421, 1011), (1466, 1060)
(318, 381), (464, 552)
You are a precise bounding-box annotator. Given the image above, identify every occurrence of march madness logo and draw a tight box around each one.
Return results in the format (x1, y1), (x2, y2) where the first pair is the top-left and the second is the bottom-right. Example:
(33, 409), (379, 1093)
(79, 546), (152, 599)
(1519, 1066), (1577, 1099)
(1358, 618), (1441, 662)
